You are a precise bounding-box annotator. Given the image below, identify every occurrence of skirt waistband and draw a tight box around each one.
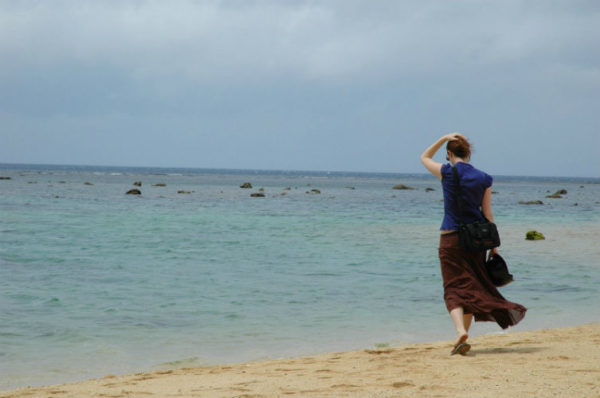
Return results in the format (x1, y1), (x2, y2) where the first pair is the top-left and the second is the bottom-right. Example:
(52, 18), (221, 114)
(439, 231), (459, 249)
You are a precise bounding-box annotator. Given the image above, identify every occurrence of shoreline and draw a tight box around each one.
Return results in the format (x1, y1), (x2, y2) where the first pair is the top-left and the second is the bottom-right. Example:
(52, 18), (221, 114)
(2, 323), (598, 398)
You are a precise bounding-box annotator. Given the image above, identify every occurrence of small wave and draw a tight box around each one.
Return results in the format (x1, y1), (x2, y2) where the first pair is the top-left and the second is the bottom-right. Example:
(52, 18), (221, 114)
(44, 297), (62, 306)
(155, 357), (203, 369)
(524, 283), (586, 293)
(0, 332), (23, 338)
(304, 272), (340, 277)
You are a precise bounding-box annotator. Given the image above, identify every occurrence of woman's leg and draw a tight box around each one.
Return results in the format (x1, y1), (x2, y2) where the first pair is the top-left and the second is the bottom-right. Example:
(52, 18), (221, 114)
(464, 313), (473, 333)
(450, 307), (469, 345)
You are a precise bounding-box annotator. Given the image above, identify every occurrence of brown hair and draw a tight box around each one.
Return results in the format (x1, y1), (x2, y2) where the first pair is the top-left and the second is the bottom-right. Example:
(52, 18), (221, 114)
(446, 137), (472, 160)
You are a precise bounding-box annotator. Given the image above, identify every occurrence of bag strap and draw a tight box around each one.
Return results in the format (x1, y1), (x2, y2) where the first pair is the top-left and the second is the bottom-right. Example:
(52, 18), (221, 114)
(451, 166), (466, 225)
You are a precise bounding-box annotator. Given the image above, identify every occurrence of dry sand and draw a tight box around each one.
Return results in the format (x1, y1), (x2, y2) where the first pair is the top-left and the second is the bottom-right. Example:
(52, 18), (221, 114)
(2, 323), (599, 398)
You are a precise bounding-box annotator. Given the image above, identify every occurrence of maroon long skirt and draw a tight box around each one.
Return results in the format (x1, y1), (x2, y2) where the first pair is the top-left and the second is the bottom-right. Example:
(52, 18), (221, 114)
(438, 233), (527, 329)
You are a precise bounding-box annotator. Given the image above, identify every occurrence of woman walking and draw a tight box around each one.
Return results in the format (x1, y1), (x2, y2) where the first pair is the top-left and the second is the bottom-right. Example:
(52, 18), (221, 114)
(421, 133), (526, 355)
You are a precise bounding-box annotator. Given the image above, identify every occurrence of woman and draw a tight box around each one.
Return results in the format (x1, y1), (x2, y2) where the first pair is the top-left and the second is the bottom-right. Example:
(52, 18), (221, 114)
(421, 132), (526, 356)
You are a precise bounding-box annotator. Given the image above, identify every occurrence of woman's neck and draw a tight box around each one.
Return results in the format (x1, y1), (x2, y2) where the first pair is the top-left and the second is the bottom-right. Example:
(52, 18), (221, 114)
(450, 158), (467, 166)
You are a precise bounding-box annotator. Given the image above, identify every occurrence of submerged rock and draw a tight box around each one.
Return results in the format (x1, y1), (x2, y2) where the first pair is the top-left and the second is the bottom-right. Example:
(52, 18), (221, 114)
(133, 181), (142, 187)
(526, 230), (545, 240)
(546, 189), (566, 198)
(306, 189), (321, 194)
(393, 184), (414, 190)
(250, 192), (265, 197)
(519, 200), (543, 205)
(240, 182), (252, 189)
(126, 189), (141, 195)
(0, 176), (11, 180)
(425, 187), (435, 192)
(153, 183), (166, 187)
(177, 190), (193, 194)
(84, 182), (94, 186)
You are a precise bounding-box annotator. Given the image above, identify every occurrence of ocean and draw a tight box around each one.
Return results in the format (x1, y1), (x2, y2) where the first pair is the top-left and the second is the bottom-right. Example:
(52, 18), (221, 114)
(1, 164), (599, 390)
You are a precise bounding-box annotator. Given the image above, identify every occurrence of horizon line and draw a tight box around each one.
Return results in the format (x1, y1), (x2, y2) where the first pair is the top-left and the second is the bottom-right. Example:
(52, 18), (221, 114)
(1, 161), (598, 180)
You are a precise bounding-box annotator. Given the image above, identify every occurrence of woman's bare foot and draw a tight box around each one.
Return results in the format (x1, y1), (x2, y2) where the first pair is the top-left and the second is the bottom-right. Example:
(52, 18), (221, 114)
(450, 332), (470, 355)
(451, 342), (471, 356)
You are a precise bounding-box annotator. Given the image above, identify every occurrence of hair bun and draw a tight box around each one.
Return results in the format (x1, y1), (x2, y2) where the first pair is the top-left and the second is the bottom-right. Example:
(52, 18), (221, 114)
(446, 137), (471, 160)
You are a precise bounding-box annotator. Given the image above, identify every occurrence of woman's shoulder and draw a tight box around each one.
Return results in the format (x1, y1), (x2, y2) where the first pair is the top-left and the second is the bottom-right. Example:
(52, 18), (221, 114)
(466, 163), (493, 186)
(451, 162), (493, 187)
(440, 163), (454, 181)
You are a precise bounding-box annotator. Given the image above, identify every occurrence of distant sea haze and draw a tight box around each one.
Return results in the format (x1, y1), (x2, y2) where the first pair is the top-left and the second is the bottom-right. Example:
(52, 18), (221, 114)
(1, 164), (599, 389)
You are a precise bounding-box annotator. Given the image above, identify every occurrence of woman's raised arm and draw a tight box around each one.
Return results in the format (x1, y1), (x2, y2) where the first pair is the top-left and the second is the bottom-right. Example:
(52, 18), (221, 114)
(420, 133), (463, 179)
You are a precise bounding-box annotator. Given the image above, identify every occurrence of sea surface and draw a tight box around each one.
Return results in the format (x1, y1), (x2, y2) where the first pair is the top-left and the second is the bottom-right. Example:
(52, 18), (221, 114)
(1, 164), (599, 390)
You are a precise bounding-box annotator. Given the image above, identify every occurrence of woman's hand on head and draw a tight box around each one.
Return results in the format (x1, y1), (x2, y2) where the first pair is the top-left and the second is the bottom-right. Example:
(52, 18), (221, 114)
(445, 132), (465, 142)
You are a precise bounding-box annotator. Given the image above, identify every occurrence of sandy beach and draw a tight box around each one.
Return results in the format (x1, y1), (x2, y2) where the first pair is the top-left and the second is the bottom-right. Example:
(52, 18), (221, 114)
(2, 323), (598, 398)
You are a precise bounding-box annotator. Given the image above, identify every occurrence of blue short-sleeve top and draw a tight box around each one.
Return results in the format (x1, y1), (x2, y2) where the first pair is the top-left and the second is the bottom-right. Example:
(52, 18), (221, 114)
(440, 162), (493, 231)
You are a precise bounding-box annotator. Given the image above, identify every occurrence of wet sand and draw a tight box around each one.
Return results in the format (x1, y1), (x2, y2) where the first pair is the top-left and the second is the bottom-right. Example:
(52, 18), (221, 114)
(2, 323), (599, 398)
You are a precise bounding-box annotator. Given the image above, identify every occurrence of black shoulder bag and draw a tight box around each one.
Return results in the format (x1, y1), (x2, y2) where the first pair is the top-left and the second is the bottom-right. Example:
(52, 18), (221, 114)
(452, 166), (501, 252)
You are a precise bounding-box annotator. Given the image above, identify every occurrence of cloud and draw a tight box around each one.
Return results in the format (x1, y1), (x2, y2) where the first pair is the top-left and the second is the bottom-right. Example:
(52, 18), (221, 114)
(2, 1), (598, 84)
(0, 1), (598, 176)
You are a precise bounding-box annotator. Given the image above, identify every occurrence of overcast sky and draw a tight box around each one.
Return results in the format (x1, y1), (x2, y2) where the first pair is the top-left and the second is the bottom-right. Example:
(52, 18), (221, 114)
(1, 1), (598, 177)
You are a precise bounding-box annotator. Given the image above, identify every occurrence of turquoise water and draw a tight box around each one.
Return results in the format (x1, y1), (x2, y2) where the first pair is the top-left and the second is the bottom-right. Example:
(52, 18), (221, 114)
(1, 164), (599, 389)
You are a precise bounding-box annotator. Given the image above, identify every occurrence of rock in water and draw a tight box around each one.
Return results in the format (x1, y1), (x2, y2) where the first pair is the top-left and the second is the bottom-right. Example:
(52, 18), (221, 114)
(250, 192), (265, 197)
(126, 189), (141, 195)
(526, 230), (545, 240)
(519, 200), (543, 205)
(240, 182), (252, 189)
(133, 181), (142, 187)
(545, 189), (567, 198)
(393, 184), (414, 190)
